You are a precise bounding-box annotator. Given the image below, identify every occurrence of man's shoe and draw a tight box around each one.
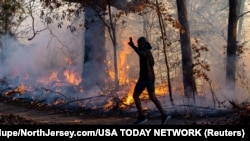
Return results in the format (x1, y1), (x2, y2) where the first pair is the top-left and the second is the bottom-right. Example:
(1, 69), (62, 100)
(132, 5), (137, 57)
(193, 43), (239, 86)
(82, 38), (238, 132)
(134, 117), (148, 125)
(162, 115), (171, 125)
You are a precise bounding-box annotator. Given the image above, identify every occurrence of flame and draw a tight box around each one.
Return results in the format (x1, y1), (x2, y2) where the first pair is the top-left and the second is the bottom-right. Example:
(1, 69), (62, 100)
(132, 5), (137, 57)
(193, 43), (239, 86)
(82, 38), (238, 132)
(2, 36), (182, 110)
(107, 60), (115, 80)
(63, 56), (82, 85)
(49, 71), (58, 81)
(117, 40), (132, 85)
(120, 83), (135, 108)
(63, 70), (81, 85)
(37, 69), (81, 86)
(108, 39), (132, 85)
(106, 37), (170, 109)
(103, 99), (114, 110)
(3, 84), (27, 96)
(119, 83), (169, 109)
(15, 84), (26, 93)
(37, 71), (59, 85)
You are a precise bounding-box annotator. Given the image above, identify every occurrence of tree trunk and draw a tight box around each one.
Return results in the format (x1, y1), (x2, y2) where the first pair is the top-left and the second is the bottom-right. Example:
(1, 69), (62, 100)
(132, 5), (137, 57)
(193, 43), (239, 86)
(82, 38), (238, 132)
(237, 0), (244, 41)
(107, 0), (119, 90)
(176, 0), (197, 99)
(82, 6), (108, 89)
(156, 0), (174, 105)
(66, 0), (148, 90)
(226, 0), (238, 91)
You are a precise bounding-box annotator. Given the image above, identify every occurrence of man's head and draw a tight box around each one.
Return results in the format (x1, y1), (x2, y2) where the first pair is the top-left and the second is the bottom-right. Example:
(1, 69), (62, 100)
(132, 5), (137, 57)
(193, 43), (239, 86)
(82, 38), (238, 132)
(137, 37), (147, 48)
(137, 37), (152, 50)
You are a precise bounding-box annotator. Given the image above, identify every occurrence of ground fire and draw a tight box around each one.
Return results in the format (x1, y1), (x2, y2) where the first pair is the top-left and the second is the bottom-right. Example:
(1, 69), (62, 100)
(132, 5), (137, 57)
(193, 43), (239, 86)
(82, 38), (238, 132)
(0, 37), (171, 113)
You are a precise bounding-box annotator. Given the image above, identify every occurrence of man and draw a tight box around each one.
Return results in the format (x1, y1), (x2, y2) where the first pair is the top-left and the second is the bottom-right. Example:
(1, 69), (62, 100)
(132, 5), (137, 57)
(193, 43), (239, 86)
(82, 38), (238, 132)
(128, 36), (171, 125)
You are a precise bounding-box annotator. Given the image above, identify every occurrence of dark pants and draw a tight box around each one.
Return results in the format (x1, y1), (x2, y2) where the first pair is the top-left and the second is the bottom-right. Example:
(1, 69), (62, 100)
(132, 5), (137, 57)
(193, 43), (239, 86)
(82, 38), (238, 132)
(134, 80), (155, 94)
(133, 80), (165, 118)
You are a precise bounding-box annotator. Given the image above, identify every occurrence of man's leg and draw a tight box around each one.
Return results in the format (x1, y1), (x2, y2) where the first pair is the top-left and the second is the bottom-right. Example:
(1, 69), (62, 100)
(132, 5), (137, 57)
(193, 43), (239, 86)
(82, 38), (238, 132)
(147, 81), (171, 125)
(133, 81), (148, 124)
(133, 91), (144, 117)
(148, 91), (165, 115)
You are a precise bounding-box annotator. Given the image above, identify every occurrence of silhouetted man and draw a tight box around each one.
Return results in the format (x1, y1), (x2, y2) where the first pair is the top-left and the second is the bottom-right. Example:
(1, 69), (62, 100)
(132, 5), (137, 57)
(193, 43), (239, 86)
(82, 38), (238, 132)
(128, 36), (171, 125)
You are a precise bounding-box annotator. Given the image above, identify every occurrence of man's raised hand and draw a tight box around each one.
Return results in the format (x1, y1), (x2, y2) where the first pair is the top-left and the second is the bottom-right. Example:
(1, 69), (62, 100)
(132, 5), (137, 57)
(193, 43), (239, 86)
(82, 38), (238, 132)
(128, 37), (134, 47)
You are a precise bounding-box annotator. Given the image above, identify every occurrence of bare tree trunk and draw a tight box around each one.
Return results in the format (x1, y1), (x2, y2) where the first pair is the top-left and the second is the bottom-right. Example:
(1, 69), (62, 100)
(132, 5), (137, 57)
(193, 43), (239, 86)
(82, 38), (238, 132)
(107, 0), (119, 90)
(226, 0), (238, 91)
(176, 0), (197, 99)
(82, 6), (108, 89)
(156, 0), (174, 105)
(237, 0), (244, 40)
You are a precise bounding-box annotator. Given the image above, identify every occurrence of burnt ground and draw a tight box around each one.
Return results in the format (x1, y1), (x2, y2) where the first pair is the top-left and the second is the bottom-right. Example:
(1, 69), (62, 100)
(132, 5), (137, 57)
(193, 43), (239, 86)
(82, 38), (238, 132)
(0, 96), (248, 125)
(0, 77), (249, 126)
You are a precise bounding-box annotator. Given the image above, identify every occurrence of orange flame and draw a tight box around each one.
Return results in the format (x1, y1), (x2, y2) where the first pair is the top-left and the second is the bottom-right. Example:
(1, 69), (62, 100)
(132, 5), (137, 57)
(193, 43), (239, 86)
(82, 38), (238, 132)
(63, 70), (81, 85)
(117, 40), (133, 85)
(49, 71), (58, 81)
(3, 84), (27, 96)
(108, 39), (132, 85)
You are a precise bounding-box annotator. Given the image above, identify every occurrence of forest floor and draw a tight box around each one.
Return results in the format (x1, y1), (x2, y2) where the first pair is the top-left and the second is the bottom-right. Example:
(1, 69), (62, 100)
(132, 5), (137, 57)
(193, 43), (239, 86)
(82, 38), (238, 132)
(0, 96), (249, 126)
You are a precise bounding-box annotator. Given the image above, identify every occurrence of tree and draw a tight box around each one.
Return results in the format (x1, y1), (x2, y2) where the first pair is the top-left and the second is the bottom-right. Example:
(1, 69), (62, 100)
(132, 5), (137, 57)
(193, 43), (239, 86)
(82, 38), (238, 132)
(237, 0), (245, 40)
(79, 0), (129, 90)
(0, 0), (25, 36)
(38, 0), (113, 90)
(81, 1), (108, 89)
(0, 0), (25, 62)
(39, 0), (152, 91)
(155, 0), (173, 105)
(176, 0), (197, 99)
(225, 0), (238, 91)
(83, 0), (126, 90)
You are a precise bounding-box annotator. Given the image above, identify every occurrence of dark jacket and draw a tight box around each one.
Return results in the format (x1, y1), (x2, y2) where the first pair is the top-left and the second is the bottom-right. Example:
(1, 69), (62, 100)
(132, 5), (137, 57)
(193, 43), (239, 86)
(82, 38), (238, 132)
(129, 42), (155, 81)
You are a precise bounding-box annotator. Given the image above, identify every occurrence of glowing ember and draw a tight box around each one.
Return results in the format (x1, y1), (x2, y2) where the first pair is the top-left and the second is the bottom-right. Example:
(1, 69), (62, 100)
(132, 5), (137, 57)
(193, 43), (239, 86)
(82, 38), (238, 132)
(53, 99), (66, 105)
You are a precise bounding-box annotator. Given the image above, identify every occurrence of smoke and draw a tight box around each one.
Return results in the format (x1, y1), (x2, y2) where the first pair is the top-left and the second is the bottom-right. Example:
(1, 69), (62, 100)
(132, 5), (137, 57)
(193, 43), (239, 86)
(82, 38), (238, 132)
(1, 38), (47, 79)
(0, 20), (85, 104)
(187, 0), (250, 109)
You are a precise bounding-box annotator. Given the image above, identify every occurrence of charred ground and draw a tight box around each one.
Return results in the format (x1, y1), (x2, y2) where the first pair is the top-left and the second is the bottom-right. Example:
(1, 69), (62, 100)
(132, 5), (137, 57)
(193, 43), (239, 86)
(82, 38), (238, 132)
(0, 95), (249, 125)
(0, 77), (249, 125)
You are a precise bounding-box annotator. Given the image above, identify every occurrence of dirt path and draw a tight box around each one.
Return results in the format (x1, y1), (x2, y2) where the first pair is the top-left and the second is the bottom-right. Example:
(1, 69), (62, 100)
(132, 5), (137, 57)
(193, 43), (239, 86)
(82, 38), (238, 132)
(0, 98), (240, 125)
(0, 101), (132, 125)
(0, 100), (201, 125)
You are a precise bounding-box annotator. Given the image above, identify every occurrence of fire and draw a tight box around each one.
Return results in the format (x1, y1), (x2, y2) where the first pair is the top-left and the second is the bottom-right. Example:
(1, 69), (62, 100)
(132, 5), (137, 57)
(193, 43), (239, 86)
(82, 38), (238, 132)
(108, 39), (132, 85)
(3, 84), (27, 96)
(117, 40), (132, 85)
(63, 70), (81, 85)
(119, 82), (168, 109)
(15, 84), (26, 94)
(49, 71), (58, 81)
(106, 37), (170, 109)
(103, 99), (114, 110)
(155, 84), (168, 96)
(2, 36), (172, 110)
(120, 83), (135, 108)
(37, 69), (81, 86)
